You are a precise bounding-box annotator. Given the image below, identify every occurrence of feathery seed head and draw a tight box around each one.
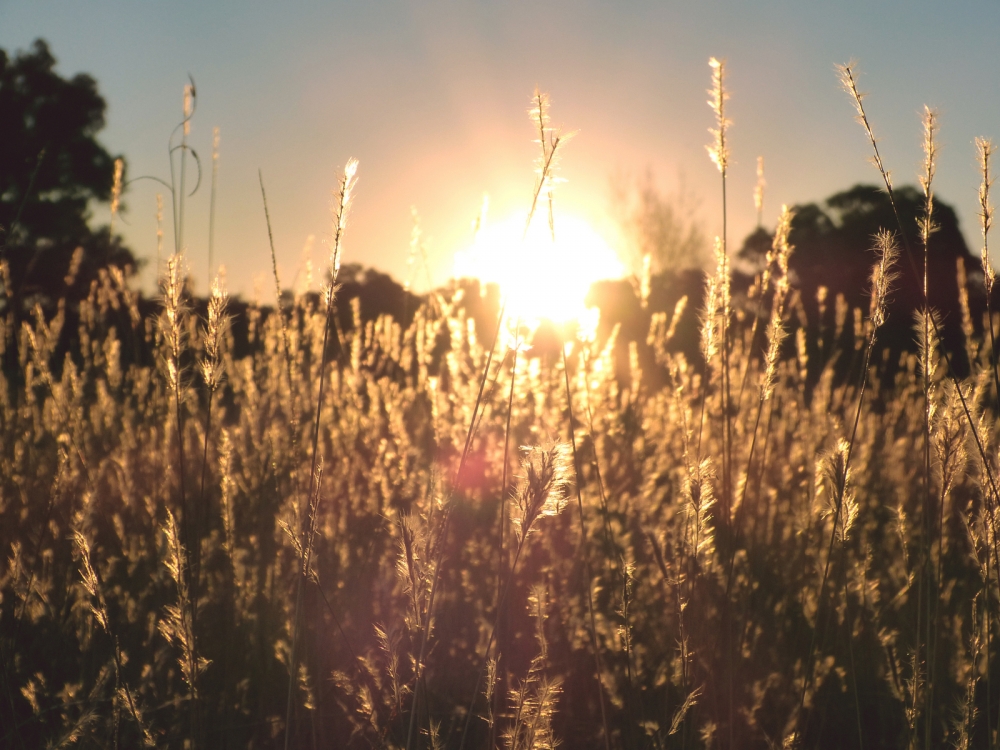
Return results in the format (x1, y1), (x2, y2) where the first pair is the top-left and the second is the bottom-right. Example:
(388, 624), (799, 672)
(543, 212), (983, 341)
(913, 307), (943, 381)
(977, 137), (996, 292)
(683, 457), (717, 560)
(511, 443), (572, 545)
(919, 106), (939, 245)
(200, 276), (230, 391)
(526, 89), (572, 240)
(836, 61), (865, 119)
(159, 253), (188, 391)
(761, 314), (787, 402)
(700, 272), (719, 363)
(838, 61), (893, 190)
(706, 57), (730, 173)
(530, 89), (551, 138)
(110, 158), (124, 220)
(72, 530), (108, 632)
(162, 509), (186, 589)
(754, 156), (766, 225)
(330, 159), (360, 288)
(869, 229), (900, 329)
(817, 437), (857, 542)
(920, 106), (938, 199)
(699, 236), (730, 365)
(772, 205), (795, 278)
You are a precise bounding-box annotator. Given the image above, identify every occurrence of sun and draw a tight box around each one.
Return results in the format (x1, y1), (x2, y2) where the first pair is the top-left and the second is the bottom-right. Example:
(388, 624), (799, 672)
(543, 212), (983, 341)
(452, 210), (624, 329)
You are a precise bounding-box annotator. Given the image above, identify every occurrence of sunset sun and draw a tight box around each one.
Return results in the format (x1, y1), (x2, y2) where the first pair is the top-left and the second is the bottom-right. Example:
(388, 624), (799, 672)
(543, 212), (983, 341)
(452, 210), (624, 327)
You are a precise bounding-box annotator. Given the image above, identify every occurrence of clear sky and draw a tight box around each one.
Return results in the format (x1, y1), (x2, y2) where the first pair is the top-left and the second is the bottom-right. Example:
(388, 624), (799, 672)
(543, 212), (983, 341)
(3, 0), (1000, 300)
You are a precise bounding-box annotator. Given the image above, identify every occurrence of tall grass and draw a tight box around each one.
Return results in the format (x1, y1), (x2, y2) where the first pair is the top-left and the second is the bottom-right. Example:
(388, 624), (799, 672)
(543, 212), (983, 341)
(6, 64), (1000, 750)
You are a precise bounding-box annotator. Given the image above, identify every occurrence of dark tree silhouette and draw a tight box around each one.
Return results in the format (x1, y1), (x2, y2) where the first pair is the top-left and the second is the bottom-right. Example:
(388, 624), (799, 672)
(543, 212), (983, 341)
(738, 183), (981, 378)
(0, 39), (135, 316)
(583, 183), (981, 397)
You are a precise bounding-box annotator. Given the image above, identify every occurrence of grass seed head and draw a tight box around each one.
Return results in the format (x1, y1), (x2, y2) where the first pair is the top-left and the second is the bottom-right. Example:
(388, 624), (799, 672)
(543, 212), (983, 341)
(330, 158), (360, 288)
(754, 155), (765, 225)
(706, 57), (730, 173)
(977, 136), (996, 293)
(200, 276), (230, 392)
(511, 443), (572, 545)
(869, 229), (900, 330)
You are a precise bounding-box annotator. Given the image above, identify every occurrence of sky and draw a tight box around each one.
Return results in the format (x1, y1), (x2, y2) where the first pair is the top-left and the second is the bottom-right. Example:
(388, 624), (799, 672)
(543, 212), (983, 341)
(3, 0), (1000, 301)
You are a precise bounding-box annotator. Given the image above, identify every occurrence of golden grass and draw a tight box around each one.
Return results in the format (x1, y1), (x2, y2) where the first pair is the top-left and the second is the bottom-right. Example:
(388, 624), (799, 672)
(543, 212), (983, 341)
(4, 67), (1000, 750)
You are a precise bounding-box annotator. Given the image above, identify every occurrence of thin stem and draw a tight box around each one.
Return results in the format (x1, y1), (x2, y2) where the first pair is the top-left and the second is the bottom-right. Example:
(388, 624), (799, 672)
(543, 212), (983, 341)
(842, 550), (865, 750)
(493, 326), (520, 750)
(285, 162), (355, 750)
(194, 387), (213, 627)
(209, 128), (219, 280)
(796, 325), (878, 738)
(259, 171), (297, 406)
(840, 63), (1000, 513)
(458, 533), (528, 750)
(562, 345), (613, 750)
(581, 348), (640, 738)
(405, 299), (508, 750)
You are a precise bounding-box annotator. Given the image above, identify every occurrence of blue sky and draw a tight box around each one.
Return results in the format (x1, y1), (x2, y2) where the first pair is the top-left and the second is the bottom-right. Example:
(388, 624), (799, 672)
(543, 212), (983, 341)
(3, 0), (1000, 298)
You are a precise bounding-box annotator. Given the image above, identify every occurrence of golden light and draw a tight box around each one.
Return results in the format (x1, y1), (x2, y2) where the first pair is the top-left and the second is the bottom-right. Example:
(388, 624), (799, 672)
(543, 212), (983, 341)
(452, 211), (624, 329)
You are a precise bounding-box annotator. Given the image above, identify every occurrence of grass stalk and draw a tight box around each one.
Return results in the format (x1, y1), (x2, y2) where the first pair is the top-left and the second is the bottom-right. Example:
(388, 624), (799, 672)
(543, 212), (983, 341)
(918, 105), (937, 750)
(405, 298), (506, 750)
(723, 207), (791, 593)
(977, 134), (998, 744)
(209, 127), (219, 279)
(410, 92), (566, 750)
(580, 345), (641, 739)
(284, 159), (358, 750)
(722, 207), (791, 750)
(196, 278), (228, 603)
(177, 82), (192, 255)
(161, 255), (195, 729)
(794, 229), (899, 742)
(839, 69), (1000, 733)
(561, 345), (613, 750)
(406, 304), (506, 750)
(706, 56), (733, 527)
(491, 321), (520, 750)
(258, 170), (298, 408)
(978, 137), (1000, 407)
(841, 548), (865, 750)
(838, 62), (1000, 508)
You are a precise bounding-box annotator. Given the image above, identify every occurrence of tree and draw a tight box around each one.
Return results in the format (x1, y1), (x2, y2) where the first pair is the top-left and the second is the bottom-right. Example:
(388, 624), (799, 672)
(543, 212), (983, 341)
(611, 169), (708, 274)
(738, 183), (979, 373)
(0, 39), (134, 314)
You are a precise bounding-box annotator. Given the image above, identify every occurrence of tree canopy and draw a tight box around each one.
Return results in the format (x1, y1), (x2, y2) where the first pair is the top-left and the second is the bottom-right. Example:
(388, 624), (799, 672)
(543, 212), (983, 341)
(0, 39), (134, 312)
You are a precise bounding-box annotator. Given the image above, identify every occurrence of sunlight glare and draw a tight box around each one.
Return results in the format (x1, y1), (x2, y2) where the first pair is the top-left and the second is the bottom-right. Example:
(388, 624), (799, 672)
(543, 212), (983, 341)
(452, 211), (624, 328)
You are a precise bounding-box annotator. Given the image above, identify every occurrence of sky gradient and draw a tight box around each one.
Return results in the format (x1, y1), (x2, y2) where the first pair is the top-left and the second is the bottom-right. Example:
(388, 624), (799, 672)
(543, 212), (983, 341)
(3, 0), (1000, 300)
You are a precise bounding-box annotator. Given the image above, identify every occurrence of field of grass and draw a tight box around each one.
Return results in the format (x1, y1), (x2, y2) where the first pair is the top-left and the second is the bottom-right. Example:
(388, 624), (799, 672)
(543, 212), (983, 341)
(4, 63), (1000, 750)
